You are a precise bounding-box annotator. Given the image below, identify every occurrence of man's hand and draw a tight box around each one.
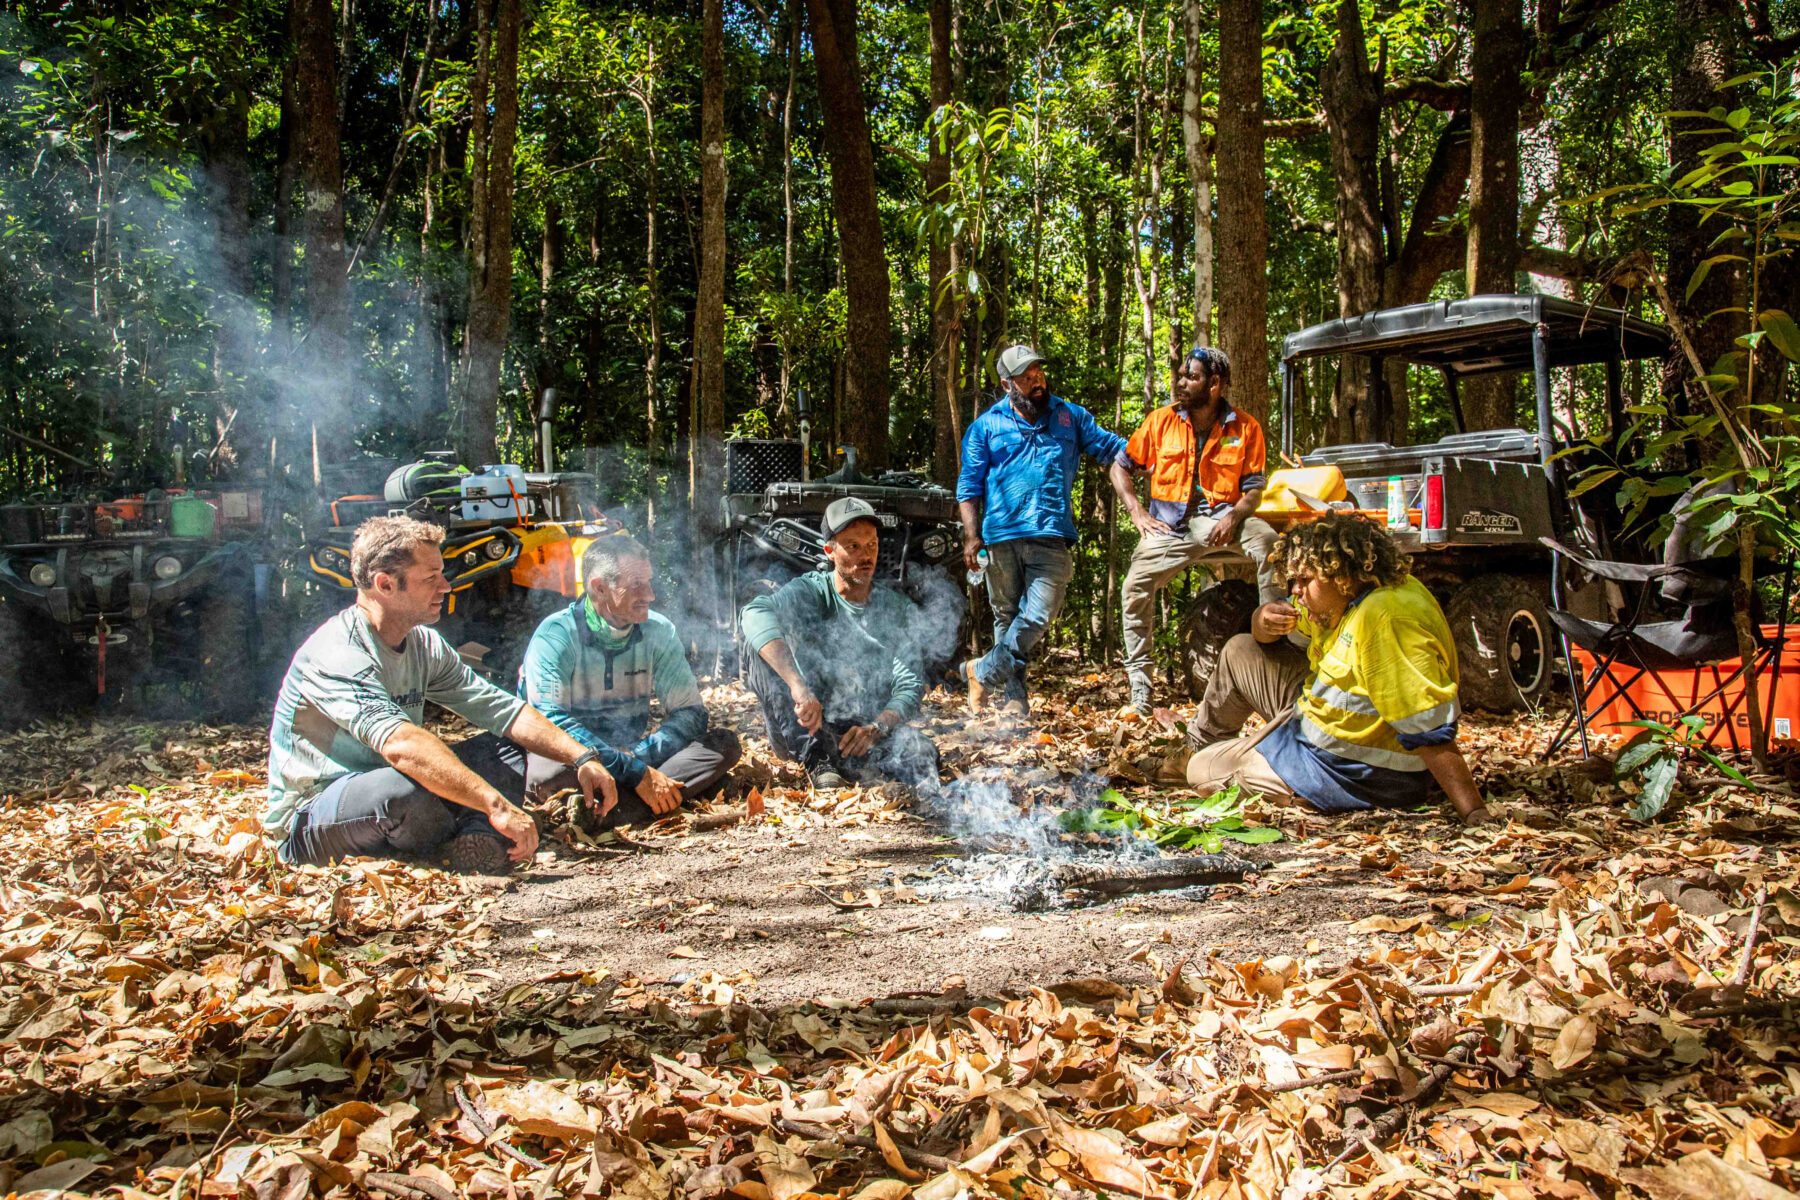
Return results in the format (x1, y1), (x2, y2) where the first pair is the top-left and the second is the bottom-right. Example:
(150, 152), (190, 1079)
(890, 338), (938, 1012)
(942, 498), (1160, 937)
(962, 536), (985, 574)
(576, 758), (619, 820)
(1252, 601), (1299, 642)
(1131, 509), (1175, 538)
(488, 798), (540, 863)
(1205, 509), (1240, 546)
(838, 722), (884, 759)
(793, 686), (823, 734)
(636, 766), (684, 814)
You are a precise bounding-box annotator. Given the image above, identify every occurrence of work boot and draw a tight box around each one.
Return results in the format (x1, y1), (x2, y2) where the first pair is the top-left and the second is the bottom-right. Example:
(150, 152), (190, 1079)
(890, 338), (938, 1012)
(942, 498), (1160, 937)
(1127, 678), (1154, 719)
(447, 833), (512, 876)
(1000, 698), (1030, 718)
(962, 660), (988, 712)
(810, 767), (849, 790)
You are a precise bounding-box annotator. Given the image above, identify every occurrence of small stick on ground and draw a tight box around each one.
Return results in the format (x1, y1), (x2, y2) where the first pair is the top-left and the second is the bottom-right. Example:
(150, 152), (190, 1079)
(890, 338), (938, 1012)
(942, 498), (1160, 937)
(1327, 1029), (1484, 1171)
(773, 1115), (962, 1174)
(454, 1083), (550, 1171)
(1048, 854), (1261, 898)
(1412, 946), (1503, 996)
(691, 807), (747, 832)
(1264, 1068), (1365, 1093)
(1732, 887), (1768, 987)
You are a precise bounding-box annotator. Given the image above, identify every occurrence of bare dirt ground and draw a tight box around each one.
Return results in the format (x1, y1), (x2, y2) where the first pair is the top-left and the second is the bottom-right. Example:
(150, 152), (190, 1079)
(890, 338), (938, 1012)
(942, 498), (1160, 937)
(482, 658), (1476, 1004)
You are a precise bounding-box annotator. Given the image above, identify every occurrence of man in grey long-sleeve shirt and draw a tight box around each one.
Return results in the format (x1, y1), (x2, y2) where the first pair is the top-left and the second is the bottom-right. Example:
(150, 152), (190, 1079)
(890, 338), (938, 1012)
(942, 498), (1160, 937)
(739, 498), (941, 791)
(266, 516), (616, 873)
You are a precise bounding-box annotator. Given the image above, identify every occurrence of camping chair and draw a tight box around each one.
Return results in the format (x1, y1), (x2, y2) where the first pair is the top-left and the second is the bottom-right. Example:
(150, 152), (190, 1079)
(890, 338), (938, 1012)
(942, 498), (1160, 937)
(1541, 536), (1791, 759)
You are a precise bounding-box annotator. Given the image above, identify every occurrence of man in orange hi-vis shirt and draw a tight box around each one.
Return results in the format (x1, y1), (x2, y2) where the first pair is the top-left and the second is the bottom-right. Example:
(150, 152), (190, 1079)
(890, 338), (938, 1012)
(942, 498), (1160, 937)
(1107, 347), (1279, 718)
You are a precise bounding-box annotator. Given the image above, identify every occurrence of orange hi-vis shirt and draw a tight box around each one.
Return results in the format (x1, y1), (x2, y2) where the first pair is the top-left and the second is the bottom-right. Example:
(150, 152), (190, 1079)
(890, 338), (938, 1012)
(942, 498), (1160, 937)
(1120, 404), (1268, 528)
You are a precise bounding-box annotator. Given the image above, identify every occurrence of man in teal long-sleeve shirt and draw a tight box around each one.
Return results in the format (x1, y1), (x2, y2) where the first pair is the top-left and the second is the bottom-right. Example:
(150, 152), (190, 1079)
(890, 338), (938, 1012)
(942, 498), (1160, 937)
(520, 535), (740, 830)
(740, 498), (941, 791)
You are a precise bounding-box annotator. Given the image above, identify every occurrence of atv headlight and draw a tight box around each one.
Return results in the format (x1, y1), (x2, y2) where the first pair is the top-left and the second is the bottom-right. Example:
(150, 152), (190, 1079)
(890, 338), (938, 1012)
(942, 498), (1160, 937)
(153, 555), (183, 580)
(486, 539), (508, 560)
(319, 547), (350, 570)
(463, 551), (478, 567)
(28, 562), (55, 587)
(920, 532), (948, 560)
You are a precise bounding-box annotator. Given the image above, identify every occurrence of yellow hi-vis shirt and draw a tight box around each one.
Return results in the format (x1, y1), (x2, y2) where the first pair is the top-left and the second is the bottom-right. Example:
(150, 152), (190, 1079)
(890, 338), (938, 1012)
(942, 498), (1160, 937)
(1259, 575), (1461, 811)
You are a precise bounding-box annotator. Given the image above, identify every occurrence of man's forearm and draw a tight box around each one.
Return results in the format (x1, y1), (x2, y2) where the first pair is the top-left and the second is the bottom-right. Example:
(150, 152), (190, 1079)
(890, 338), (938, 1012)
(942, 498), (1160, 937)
(1418, 742), (1487, 817)
(1233, 488), (1263, 521)
(1107, 460), (1144, 514)
(381, 723), (508, 814)
(505, 704), (591, 767)
(756, 638), (809, 693)
(958, 499), (982, 544)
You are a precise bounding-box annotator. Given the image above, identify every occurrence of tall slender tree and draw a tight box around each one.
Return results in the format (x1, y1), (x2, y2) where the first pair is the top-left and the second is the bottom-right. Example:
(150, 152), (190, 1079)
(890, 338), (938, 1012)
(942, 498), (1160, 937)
(693, 0), (727, 522)
(1215, 0), (1268, 423)
(1463, 0), (1526, 429)
(461, 0), (523, 465)
(292, 0), (352, 438)
(805, 0), (891, 469)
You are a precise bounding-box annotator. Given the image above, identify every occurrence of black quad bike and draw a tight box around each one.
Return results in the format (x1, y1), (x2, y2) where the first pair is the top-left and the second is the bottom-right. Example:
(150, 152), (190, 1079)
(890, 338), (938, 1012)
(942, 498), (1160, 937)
(1179, 293), (1674, 712)
(0, 483), (288, 721)
(718, 438), (968, 681)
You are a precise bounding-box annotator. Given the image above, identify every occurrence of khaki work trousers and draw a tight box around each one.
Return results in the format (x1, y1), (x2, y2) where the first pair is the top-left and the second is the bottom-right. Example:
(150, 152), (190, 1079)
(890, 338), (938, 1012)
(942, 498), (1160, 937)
(1184, 632), (1309, 800)
(1121, 513), (1280, 692)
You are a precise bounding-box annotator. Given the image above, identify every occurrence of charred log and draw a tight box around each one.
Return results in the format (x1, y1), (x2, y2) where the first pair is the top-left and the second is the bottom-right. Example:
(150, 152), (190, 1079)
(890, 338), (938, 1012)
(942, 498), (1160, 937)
(1046, 853), (1263, 897)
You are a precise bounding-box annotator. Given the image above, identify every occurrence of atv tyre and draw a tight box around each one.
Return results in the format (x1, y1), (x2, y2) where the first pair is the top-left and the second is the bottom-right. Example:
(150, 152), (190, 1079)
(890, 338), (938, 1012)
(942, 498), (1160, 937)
(194, 555), (260, 722)
(1444, 574), (1553, 713)
(1180, 579), (1259, 700)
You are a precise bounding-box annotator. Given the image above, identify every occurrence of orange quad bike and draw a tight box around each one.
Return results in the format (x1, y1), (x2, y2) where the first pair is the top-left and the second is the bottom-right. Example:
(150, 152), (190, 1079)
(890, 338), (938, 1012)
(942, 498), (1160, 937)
(298, 454), (616, 687)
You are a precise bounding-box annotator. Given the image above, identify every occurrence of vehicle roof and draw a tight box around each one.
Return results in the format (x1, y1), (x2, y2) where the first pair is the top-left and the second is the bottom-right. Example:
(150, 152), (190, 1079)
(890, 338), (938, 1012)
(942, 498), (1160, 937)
(1279, 294), (1671, 375)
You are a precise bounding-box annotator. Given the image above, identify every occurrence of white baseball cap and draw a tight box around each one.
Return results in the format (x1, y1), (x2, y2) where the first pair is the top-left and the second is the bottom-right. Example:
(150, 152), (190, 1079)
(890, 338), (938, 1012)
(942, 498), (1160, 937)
(996, 344), (1047, 380)
(821, 496), (880, 540)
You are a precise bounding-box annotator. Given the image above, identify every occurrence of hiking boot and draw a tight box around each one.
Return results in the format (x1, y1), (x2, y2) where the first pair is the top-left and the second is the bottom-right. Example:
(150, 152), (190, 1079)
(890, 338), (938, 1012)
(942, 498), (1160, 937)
(447, 833), (512, 876)
(1127, 678), (1154, 719)
(962, 660), (988, 711)
(810, 767), (849, 790)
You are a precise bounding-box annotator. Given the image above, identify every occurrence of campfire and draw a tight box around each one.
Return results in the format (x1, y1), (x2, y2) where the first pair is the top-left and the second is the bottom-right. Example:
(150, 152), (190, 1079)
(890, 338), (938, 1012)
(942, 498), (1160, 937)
(916, 768), (1266, 910)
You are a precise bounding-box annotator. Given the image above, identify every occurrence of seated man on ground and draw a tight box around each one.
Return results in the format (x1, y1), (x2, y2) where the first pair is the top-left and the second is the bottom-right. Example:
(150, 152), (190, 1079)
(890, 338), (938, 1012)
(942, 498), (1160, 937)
(740, 497), (941, 792)
(1179, 514), (1490, 823)
(519, 535), (741, 831)
(265, 516), (616, 873)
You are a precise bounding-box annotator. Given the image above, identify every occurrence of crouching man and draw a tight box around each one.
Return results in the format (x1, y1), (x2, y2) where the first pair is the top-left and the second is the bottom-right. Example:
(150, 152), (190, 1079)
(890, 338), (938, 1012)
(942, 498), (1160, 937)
(265, 516), (617, 873)
(519, 536), (741, 830)
(1179, 514), (1490, 824)
(741, 498), (941, 792)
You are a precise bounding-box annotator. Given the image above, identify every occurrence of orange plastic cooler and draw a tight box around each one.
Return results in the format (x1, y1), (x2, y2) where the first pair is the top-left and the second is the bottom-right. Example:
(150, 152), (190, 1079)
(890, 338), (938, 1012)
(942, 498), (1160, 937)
(1568, 625), (1800, 750)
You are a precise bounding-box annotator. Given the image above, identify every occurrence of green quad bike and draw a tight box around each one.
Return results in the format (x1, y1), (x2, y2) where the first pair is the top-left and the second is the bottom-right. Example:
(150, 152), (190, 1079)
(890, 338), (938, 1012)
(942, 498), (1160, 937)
(1178, 293), (1673, 713)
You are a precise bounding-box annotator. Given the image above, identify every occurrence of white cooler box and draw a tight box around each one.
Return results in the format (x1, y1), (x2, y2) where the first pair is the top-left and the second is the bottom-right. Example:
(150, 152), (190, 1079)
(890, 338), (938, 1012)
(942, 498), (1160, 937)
(461, 464), (527, 523)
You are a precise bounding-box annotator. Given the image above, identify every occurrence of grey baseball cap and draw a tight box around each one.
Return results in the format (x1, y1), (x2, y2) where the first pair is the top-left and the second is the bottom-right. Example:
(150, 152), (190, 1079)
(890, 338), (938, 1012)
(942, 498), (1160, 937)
(996, 344), (1047, 380)
(821, 496), (880, 540)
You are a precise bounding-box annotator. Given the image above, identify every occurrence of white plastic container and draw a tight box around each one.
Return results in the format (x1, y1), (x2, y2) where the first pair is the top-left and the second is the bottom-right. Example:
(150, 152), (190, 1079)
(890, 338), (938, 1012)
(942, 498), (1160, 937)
(460, 463), (527, 523)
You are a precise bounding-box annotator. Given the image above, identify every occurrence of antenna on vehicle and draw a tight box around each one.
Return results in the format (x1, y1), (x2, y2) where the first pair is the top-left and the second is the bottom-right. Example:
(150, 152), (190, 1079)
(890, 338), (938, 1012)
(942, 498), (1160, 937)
(794, 387), (811, 482)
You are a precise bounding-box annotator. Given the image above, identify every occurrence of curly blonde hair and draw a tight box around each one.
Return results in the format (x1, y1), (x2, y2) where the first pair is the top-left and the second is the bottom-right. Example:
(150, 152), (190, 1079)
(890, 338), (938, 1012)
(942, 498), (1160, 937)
(1269, 513), (1410, 593)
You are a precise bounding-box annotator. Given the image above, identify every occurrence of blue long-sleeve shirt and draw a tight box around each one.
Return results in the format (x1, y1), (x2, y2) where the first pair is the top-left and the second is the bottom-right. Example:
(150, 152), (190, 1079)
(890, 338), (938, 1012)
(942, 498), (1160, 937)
(956, 394), (1127, 545)
(519, 600), (709, 788)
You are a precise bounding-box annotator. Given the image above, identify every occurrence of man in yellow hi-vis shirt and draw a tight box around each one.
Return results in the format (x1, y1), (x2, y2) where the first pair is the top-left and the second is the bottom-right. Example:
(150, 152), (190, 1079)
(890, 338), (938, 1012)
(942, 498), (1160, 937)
(1177, 514), (1490, 823)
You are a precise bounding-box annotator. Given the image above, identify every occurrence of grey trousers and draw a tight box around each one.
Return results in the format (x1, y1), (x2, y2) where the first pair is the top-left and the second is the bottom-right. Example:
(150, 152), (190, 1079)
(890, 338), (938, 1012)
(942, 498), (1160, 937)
(1184, 633), (1309, 799)
(525, 729), (742, 828)
(1121, 513), (1279, 691)
(280, 733), (518, 866)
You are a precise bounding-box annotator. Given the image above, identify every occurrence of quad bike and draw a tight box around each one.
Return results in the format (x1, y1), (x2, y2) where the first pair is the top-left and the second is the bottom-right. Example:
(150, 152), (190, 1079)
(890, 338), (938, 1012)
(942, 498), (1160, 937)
(0, 482), (288, 721)
(296, 452), (616, 686)
(718, 429), (967, 683)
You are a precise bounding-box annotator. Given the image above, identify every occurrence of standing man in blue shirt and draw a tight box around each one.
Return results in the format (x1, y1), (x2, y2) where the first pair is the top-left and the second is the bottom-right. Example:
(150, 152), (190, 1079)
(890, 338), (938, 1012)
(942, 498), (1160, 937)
(957, 344), (1128, 715)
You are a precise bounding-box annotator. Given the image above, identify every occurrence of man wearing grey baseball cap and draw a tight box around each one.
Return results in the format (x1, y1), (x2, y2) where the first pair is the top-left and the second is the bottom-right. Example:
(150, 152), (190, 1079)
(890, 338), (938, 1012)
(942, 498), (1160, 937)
(956, 344), (1127, 716)
(738, 497), (942, 791)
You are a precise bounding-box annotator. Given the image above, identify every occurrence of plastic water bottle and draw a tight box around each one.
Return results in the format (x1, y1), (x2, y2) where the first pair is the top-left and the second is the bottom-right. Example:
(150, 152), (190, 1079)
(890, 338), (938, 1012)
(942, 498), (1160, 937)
(966, 549), (989, 587)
